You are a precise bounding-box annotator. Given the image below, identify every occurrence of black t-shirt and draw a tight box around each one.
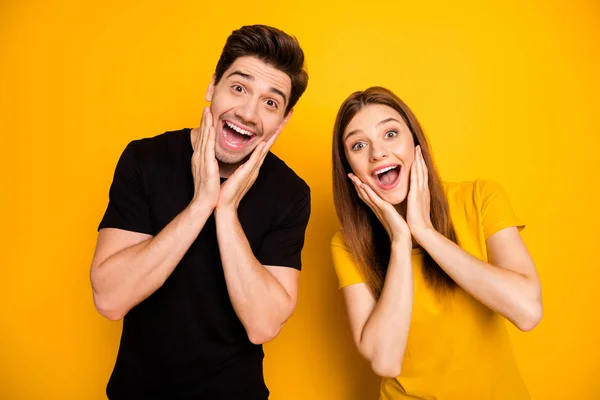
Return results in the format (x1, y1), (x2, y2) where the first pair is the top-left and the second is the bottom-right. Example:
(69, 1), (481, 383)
(98, 129), (311, 399)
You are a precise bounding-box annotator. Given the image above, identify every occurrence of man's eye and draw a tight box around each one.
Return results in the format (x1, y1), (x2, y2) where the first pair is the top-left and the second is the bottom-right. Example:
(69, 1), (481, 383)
(232, 85), (244, 93)
(266, 99), (278, 109)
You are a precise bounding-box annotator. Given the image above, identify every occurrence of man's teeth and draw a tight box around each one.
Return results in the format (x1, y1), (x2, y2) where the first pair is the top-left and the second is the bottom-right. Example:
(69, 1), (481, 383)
(375, 166), (398, 175)
(225, 121), (253, 136)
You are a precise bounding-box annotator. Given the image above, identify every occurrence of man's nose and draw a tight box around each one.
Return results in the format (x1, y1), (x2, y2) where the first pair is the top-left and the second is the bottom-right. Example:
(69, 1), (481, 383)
(234, 98), (260, 128)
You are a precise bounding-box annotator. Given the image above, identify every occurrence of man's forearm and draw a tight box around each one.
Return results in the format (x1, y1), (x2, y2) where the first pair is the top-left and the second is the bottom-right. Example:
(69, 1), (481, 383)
(91, 200), (215, 320)
(215, 207), (295, 344)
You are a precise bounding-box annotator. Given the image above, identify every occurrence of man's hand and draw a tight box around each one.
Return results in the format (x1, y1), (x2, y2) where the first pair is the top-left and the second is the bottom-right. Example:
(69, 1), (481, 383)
(191, 107), (220, 209)
(216, 130), (280, 211)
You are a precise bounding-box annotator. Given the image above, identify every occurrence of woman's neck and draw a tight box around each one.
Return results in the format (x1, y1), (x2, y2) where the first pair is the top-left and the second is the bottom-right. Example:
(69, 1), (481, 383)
(394, 201), (407, 219)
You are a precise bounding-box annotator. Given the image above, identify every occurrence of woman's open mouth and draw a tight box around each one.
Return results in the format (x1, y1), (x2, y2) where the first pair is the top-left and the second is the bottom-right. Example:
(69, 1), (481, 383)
(371, 164), (401, 190)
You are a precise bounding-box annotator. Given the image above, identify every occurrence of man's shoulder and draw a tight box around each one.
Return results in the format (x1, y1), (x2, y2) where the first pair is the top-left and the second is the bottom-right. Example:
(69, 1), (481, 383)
(262, 152), (310, 194)
(123, 128), (190, 164)
(128, 128), (190, 152)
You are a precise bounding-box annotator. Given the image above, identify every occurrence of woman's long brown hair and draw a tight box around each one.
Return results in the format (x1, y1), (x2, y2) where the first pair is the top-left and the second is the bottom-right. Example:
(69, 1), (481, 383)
(332, 87), (458, 298)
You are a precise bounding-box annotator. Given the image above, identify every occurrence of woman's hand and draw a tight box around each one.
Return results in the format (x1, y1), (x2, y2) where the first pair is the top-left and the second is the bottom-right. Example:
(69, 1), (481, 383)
(406, 146), (434, 239)
(348, 173), (412, 248)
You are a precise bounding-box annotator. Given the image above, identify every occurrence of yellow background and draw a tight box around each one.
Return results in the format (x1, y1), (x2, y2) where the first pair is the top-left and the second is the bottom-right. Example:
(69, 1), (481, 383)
(1, 1), (599, 398)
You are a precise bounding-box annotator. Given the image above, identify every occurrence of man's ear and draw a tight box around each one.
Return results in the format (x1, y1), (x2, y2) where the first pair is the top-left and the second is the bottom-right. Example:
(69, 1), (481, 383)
(278, 108), (293, 131)
(205, 75), (216, 102)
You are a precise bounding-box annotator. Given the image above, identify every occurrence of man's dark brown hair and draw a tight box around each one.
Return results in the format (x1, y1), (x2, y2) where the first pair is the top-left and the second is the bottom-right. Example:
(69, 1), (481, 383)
(215, 25), (308, 115)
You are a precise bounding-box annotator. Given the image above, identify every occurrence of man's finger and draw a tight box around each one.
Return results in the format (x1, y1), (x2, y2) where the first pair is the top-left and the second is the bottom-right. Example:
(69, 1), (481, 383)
(206, 125), (217, 160)
(197, 107), (208, 152)
(243, 141), (268, 177)
(199, 110), (207, 157)
(253, 133), (278, 170)
(201, 108), (213, 157)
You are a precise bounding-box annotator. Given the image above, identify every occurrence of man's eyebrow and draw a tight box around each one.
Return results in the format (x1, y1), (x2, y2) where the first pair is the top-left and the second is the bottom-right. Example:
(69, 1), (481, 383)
(226, 70), (253, 81)
(269, 87), (287, 105)
(226, 70), (288, 105)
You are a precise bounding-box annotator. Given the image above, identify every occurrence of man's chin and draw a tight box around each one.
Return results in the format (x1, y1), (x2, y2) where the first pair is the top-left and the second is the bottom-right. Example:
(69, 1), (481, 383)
(215, 148), (253, 166)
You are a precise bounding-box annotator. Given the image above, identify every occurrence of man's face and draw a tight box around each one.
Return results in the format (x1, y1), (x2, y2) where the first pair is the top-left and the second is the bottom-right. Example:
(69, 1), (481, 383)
(206, 56), (293, 165)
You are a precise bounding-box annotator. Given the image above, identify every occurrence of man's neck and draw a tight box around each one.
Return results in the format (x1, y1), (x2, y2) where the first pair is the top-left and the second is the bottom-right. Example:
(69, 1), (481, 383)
(218, 161), (242, 179)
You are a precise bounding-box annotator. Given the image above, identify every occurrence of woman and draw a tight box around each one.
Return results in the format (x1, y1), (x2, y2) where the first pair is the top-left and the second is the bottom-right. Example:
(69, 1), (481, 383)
(330, 87), (542, 399)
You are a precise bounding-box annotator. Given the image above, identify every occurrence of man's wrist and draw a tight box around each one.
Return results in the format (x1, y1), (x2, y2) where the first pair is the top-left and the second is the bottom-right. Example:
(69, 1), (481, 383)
(214, 204), (238, 221)
(188, 197), (216, 218)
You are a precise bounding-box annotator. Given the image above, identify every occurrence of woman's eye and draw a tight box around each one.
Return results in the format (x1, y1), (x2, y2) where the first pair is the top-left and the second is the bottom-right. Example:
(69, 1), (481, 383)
(352, 142), (366, 151)
(385, 130), (398, 138)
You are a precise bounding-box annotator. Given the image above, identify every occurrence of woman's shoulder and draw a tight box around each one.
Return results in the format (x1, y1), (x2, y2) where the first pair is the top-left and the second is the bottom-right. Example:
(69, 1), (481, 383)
(442, 179), (523, 238)
(442, 178), (506, 204)
(330, 229), (348, 249)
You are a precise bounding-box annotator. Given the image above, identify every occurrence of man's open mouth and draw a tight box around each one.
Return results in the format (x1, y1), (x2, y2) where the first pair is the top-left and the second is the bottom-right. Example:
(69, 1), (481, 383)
(221, 120), (257, 149)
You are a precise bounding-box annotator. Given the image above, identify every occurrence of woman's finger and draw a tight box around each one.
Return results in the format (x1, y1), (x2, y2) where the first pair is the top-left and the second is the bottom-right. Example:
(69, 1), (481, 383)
(349, 175), (376, 210)
(360, 182), (387, 211)
(419, 146), (427, 190)
(421, 148), (429, 189)
(349, 175), (368, 202)
(409, 155), (418, 195)
(414, 146), (422, 190)
(415, 145), (424, 191)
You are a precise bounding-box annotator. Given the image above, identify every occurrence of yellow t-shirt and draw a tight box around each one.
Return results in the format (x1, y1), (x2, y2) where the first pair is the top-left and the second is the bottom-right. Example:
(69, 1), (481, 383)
(331, 179), (529, 400)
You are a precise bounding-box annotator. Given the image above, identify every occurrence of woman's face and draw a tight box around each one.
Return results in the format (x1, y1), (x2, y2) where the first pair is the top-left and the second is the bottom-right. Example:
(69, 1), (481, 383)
(343, 104), (416, 205)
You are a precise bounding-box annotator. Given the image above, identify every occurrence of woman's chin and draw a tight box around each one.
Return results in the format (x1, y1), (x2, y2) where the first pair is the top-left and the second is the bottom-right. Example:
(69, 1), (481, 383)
(370, 178), (408, 206)
(381, 191), (407, 206)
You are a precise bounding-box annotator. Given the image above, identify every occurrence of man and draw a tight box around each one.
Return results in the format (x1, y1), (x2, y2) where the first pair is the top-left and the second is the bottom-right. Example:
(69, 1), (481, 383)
(90, 25), (310, 399)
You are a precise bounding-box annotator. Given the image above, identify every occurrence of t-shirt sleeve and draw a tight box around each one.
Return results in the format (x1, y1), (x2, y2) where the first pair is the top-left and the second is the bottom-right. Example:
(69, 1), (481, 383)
(476, 179), (525, 240)
(330, 230), (365, 289)
(257, 183), (311, 270)
(98, 141), (154, 235)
